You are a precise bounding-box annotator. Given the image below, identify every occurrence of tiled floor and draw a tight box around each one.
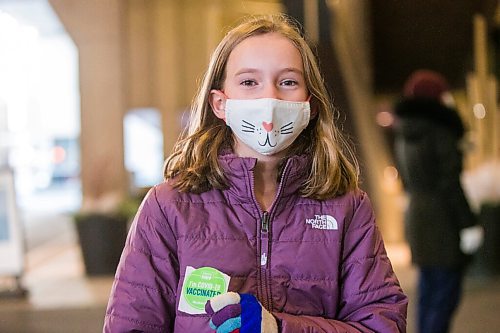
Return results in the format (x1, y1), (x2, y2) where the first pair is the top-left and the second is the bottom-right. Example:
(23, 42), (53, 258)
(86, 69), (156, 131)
(0, 245), (112, 332)
(390, 244), (500, 333)
(0, 214), (499, 332)
(0, 209), (113, 333)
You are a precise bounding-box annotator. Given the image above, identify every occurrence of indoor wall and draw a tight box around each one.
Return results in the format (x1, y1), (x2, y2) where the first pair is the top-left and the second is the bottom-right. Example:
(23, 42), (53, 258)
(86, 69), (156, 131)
(48, 0), (284, 209)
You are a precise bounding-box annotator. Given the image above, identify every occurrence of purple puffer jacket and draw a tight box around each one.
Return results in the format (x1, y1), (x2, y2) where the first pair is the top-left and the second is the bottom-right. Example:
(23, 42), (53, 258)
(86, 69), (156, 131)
(104, 153), (408, 332)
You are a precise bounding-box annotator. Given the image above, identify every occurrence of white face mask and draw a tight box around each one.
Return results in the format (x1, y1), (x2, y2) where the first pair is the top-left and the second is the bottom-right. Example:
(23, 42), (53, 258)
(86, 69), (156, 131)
(225, 98), (311, 155)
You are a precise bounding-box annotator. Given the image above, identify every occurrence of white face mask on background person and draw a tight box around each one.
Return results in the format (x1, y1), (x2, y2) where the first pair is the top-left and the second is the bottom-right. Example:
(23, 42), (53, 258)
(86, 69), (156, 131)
(224, 98), (311, 155)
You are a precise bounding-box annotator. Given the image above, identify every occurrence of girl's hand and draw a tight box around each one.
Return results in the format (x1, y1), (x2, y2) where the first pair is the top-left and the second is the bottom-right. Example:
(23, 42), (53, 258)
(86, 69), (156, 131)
(205, 292), (278, 333)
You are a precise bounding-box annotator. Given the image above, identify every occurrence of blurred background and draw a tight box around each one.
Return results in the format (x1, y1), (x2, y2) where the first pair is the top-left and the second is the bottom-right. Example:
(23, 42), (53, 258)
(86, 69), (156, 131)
(0, 0), (499, 332)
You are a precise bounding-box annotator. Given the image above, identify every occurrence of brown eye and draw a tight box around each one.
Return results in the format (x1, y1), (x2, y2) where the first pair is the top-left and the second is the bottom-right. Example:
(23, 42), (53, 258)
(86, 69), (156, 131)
(280, 79), (298, 86)
(241, 80), (257, 86)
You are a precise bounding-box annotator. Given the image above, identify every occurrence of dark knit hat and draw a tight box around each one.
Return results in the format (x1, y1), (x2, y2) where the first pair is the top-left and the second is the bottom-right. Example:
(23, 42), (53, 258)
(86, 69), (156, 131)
(394, 69), (465, 138)
(403, 70), (450, 100)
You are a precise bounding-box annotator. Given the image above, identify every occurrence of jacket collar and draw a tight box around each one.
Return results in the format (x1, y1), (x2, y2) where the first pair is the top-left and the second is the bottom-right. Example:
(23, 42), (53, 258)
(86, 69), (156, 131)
(394, 98), (465, 137)
(218, 151), (310, 204)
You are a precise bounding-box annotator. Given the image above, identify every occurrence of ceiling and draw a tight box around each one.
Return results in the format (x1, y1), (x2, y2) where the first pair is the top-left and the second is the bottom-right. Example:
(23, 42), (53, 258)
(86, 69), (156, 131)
(1, 0), (498, 95)
(370, 0), (499, 93)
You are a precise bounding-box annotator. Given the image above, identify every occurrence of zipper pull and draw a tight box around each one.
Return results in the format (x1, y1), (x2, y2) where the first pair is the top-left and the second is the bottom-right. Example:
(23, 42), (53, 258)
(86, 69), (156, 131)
(261, 253), (268, 266)
(261, 211), (269, 233)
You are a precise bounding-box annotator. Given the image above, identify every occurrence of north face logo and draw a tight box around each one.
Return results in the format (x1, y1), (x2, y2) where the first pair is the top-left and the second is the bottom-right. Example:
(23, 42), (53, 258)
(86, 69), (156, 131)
(305, 215), (338, 230)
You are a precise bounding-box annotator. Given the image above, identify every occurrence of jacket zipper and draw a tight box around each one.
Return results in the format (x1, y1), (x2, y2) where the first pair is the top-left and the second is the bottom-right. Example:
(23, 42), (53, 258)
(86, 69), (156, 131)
(260, 211), (269, 265)
(260, 211), (271, 310)
(253, 160), (293, 311)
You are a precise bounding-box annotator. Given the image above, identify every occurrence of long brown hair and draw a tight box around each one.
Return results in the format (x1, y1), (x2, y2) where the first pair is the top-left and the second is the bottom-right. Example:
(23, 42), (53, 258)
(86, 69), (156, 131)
(164, 14), (358, 199)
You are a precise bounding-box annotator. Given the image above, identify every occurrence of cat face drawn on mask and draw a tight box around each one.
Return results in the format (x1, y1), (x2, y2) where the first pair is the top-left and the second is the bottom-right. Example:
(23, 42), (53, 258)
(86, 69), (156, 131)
(225, 98), (310, 155)
(241, 120), (294, 148)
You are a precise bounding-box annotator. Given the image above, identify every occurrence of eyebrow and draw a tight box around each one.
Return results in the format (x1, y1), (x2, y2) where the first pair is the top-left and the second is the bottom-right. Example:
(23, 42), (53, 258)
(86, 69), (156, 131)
(234, 67), (304, 76)
(280, 67), (304, 76)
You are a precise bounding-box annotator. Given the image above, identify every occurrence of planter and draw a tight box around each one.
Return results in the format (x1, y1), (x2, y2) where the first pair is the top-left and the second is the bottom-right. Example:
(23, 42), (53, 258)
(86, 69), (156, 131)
(75, 214), (128, 276)
(469, 204), (500, 277)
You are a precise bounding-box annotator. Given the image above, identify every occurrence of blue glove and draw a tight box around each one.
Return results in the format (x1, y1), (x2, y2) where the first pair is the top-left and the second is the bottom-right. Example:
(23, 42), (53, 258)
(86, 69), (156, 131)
(205, 292), (278, 333)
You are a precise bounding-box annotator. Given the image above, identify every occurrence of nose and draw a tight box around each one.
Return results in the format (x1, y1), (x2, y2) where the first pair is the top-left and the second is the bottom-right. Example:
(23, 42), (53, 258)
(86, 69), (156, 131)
(262, 84), (280, 99)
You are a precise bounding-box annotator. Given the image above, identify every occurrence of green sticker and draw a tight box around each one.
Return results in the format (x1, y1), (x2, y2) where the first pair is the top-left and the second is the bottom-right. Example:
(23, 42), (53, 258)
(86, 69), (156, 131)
(183, 267), (227, 310)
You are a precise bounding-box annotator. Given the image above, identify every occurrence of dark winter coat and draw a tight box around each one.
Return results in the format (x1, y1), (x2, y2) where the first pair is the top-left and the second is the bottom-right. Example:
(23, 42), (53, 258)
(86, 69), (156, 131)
(393, 98), (476, 268)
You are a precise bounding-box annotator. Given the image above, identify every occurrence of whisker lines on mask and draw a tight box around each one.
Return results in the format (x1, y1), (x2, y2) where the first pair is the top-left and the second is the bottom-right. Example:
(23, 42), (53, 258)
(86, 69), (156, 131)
(242, 120), (255, 133)
(280, 122), (294, 134)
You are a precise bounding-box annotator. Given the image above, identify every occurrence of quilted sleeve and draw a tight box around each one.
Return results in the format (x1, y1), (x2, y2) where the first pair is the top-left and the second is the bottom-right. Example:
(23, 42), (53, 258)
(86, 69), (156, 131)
(273, 192), (408, 332)
(104, 186), (179, 332)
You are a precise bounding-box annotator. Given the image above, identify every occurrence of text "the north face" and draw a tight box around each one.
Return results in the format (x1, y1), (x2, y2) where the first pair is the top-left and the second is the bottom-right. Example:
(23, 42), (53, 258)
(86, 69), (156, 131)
(306, 215), (338, 230)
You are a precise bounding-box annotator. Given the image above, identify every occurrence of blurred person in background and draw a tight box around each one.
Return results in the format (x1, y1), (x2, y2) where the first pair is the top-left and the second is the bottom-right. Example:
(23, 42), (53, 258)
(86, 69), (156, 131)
(393, 69), (482, 333)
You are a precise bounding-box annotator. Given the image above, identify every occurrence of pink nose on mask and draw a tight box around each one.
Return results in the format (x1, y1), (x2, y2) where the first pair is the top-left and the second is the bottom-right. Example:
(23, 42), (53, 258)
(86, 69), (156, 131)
(262, 122), (273, 132)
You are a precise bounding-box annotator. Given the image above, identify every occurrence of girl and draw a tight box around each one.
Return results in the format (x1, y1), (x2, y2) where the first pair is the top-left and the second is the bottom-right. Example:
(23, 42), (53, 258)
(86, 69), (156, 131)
(104, 14), (407, 332)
